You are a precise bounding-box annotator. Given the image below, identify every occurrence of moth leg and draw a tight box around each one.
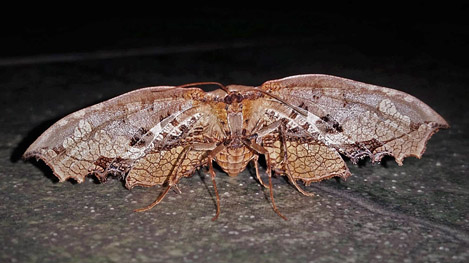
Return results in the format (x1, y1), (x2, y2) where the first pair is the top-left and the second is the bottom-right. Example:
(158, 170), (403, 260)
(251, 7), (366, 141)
(268, 170), (287, 221)
(244, 140), (287, 220)
(248, 120), (282, 188)
(249, 120), (283, 188)
(254, 120), (282, 138)
(208, 156), (221, 221)
(205, 143), (226, 221)
(134, 184), (172, 212)
(244, 141), (273, 182)
(134, 146), (192, 213)
(252, 155), (269, 188)
(173, 184), (182, 194)
(279, 125), (315, 197)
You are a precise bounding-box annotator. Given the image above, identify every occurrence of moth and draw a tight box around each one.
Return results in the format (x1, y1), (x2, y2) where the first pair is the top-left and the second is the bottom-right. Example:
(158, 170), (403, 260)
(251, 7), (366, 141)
(24, 74), (449, 220)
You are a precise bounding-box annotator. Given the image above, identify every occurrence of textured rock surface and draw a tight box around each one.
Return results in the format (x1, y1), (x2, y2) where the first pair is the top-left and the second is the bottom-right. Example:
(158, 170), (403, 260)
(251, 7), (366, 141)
(1, 10), (468, 263)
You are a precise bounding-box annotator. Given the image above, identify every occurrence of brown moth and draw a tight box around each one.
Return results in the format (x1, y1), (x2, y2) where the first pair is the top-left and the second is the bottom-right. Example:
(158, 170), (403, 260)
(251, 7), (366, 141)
(24, 74), (449, 220)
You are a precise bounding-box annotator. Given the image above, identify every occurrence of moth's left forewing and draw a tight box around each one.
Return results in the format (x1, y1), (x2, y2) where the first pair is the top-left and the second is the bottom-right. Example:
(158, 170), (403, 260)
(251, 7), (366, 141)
(260, 74), (449, 165)
(23, 86), (217, 184)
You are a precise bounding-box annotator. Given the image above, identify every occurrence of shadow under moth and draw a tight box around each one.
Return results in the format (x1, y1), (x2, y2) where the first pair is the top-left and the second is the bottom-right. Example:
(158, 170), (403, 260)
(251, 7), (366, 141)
(24, 74), (449, 220)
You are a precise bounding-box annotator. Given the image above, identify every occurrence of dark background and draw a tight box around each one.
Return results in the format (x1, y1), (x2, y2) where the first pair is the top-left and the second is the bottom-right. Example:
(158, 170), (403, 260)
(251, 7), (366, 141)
(1, 5), (467, 65)
(1, 5), (468, 263)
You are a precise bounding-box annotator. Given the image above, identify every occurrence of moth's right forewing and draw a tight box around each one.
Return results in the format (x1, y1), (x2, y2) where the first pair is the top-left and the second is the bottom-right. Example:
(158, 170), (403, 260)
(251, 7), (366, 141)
(260, 74), (449, 165)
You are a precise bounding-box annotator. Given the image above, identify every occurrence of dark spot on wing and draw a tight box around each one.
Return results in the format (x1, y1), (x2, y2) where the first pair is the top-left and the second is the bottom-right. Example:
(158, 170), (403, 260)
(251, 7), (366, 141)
(317, 114), (343, 134)
(52, 146), (66, 155)
(170, 119), (180, 127)
(130, 127), (152, 147)
(298, 102), (308, 111)
(93, 156), (132, 182)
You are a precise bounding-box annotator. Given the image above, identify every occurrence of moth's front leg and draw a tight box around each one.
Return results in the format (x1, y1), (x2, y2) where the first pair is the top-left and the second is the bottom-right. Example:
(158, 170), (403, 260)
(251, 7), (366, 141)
(247, 119), (282, 187)
(134, 145), (194, 212)
(278, 124), (316, 197)
(134, 142), (220, 213)
(275, 122), (351, 194)
(243, 138), (287, 220)
(251, 155), (269, 188)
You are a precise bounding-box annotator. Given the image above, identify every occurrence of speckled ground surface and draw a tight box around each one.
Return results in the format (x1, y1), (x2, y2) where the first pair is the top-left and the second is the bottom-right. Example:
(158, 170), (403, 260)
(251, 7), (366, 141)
(1, 9), (468, 263)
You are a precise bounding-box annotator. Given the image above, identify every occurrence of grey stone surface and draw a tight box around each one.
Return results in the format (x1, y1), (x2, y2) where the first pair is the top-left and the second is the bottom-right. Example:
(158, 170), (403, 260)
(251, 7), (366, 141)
(1, 13), (468, 263)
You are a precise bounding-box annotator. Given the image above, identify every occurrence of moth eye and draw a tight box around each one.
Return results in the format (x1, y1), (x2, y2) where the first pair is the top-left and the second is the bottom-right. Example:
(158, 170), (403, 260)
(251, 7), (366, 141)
(224, 95), (233, 104)
(235, 93), (243, 103)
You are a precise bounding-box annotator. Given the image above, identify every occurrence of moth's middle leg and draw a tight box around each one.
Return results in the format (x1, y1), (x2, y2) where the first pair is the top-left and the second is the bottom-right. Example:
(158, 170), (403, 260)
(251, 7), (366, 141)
(205, 143), (226, 221)
(180, 142), (225, 221)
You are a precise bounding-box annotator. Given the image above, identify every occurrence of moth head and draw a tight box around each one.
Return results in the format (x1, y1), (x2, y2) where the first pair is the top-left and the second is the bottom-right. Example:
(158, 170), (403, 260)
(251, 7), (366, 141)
(223, 92), (244, 104)
(221, 85), (253, 104)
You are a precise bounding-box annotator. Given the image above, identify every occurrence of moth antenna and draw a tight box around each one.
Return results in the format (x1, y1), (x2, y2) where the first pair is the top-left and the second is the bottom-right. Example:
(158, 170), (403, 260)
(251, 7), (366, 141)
(178, 82), (229, 93)
(247, 88), (308, 117)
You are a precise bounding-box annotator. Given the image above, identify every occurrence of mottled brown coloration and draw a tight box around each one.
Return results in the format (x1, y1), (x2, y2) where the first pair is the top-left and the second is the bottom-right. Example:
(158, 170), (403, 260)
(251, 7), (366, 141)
(23, 74), (449, 219)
